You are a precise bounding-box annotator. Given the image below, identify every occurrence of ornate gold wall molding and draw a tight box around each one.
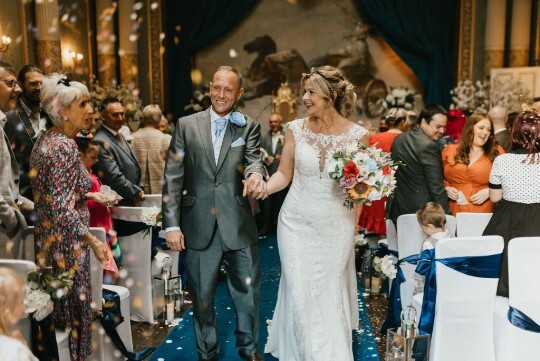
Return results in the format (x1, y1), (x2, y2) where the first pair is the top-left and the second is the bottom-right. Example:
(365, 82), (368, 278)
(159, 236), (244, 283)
(457, 0), (476, 81)
(509, 49), (530, 67)
(37, 40), (62, 73)
(147, 0), (164, 107)
(120, 53), (138, 85)
(97, 53), (117, 86)
(484, 49), (504, 76)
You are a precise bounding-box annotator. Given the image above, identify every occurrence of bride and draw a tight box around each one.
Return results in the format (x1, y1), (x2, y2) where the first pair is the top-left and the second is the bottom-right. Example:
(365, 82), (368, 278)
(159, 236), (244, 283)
(259, 66), (368, 360)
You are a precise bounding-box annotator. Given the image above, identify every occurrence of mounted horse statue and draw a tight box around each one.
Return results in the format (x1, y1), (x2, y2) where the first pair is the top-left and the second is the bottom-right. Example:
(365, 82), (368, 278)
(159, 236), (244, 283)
(243, 35), (285, 99)
(265, 49), (309, 92)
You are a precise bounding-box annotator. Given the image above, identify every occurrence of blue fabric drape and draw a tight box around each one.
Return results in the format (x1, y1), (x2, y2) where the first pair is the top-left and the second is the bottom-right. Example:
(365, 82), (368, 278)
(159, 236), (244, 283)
(507, 306), (540, 333)
(355, 0), (458, 107)
(165, 0), (259, 118)
(415, 249), (502, 335)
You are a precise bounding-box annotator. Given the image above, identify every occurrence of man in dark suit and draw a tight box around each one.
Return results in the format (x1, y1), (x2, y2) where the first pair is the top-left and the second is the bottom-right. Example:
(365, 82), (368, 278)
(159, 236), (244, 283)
(4, 64), (46, 202)
(93, 97), (144, 206)
(387, 104), (451, 224)
(258, 113), (286, 234)
(163, 66), (266, 361)
(488, 105), (511, 152)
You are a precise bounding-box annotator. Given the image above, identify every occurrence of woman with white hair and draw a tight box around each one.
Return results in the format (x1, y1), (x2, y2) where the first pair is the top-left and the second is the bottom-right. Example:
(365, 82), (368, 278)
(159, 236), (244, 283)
(30, 74), (108, 361)
(131, 104), (171, 194)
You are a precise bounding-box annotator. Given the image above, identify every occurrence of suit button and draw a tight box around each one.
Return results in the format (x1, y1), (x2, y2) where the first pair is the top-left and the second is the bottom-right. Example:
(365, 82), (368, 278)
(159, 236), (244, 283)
(214, 182), (220, 187)
(14, 179), (19, 184)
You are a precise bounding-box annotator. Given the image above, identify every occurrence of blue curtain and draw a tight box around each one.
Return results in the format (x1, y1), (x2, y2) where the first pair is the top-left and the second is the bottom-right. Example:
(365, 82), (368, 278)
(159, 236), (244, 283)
(355, 0), (458, 107)
(165, 1), (259, 118)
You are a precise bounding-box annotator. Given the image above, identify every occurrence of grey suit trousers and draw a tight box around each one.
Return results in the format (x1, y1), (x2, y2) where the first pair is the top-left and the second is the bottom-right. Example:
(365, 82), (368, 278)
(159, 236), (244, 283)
(185, 222), (261, 359)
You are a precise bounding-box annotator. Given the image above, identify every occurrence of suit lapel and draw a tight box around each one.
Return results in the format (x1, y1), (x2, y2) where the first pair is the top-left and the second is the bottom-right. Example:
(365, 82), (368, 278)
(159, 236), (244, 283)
(197, 110), (217, 172)
(16, 102), (36, 139)
(216, 121), (236, 173)
(104, 128), (138, 165)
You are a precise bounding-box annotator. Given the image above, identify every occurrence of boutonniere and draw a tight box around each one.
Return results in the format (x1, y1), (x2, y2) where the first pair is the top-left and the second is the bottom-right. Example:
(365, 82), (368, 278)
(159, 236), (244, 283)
(230, 111), (248, 127)
(277, 134), (285, 143)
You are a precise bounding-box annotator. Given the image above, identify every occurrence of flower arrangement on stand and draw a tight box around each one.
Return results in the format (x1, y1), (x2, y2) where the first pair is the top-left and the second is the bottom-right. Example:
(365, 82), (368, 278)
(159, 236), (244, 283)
(328, 142), (400, 209)
(377, 86), (417, 111)
(25, 268), (73, 321)
(141, 206), (163, 228)
(88, 75), (143, 130)
(490, 78), (531, 113)
(449, 79), (490, 114)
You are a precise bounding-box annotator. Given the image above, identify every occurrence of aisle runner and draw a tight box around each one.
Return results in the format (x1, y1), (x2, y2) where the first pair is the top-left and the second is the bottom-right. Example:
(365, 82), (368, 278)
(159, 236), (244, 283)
(150, 234), (380, 360)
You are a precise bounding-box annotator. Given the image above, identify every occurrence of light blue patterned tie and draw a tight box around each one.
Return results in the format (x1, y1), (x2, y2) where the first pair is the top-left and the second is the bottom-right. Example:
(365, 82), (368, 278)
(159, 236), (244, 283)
(215, 118), (227, 138)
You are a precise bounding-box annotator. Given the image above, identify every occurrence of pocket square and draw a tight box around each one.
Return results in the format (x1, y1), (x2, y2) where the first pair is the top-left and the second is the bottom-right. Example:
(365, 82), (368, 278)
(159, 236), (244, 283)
(231, 138), (246, 147)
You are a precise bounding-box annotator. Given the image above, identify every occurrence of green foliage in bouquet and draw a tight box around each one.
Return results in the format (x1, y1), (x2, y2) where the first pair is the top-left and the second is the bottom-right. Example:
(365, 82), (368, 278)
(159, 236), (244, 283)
(27, 268), (73, 302)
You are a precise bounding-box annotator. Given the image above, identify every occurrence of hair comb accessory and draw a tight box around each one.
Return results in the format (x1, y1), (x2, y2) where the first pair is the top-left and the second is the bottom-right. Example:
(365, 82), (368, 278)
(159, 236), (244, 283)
(76, 131), (93, 139)
(57, 78), (71, 87)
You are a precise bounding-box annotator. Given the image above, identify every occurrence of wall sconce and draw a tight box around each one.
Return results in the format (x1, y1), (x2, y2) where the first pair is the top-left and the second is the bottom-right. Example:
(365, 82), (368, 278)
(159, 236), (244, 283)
(70, 50), (83, 65)
(0, 35), (11, 52)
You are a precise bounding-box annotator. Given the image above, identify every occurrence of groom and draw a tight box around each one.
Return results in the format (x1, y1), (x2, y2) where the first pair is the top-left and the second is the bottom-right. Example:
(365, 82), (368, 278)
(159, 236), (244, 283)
(162, 66), (266, 361)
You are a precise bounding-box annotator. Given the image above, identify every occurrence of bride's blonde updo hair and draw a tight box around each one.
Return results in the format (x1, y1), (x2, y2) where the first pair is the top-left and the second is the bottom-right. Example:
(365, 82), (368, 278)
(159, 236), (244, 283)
(301, 66), (356, 118)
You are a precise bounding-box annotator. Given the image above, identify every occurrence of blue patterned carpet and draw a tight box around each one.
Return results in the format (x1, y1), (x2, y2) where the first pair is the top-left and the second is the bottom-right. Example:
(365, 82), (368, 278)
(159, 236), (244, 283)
(150, 234), (380, 360)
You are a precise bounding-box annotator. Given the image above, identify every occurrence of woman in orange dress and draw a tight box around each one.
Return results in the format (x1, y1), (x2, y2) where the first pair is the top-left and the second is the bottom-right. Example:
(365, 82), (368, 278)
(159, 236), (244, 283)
(359, 108), (413, 234)
(442, 113), (504, 215)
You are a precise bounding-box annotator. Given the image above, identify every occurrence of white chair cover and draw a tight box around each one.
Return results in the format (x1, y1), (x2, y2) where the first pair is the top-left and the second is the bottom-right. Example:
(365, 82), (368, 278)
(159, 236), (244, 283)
(396, 214), (456, 309)
(493, 237), (540, 361)
(417, 236), (503, 361)
(101, 285), (134, 356)
(456, 212), (493, 237)
(141, 194), (162, 207)
(386, 219), (398, 253)
(21, 226), (35, 261)
(110, 206), (171, 323)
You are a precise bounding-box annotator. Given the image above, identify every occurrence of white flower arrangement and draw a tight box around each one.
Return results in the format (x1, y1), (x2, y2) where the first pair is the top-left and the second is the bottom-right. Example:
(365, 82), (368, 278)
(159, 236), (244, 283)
(354, 233), (369, 247)
(450, 80), (490, 113)
(25, 286), (54, 321)
(377, 86), (417, 110)
(25, 269), (72, 321)
(490, 78), (531, 113)
(141, 206), (162, 227)
(373, 255), (397, 279)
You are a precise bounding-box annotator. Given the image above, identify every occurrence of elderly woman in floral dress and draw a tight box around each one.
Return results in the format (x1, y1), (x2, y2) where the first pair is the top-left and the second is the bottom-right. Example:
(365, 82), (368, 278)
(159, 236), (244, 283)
(30, 74), (108, 361)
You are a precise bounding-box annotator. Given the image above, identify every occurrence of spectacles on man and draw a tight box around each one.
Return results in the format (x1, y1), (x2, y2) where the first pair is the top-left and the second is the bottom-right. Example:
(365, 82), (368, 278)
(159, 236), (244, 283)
(0, 78), (18, 89)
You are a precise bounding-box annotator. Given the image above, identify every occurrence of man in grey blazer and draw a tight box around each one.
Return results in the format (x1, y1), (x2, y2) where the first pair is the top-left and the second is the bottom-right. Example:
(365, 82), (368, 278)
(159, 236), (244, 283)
(162, 66), (266, 361)
(387, 104), (451, 224)
(0, 61), (34, 258)
(93, 97), (144, 206)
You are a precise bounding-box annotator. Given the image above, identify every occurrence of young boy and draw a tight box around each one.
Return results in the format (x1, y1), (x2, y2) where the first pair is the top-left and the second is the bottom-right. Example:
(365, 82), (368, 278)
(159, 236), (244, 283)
(413, 202), (453, 295)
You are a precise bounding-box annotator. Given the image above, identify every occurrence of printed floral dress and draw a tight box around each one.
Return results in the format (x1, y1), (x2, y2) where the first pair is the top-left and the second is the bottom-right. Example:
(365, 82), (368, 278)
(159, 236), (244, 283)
(30, 130), (93, 361)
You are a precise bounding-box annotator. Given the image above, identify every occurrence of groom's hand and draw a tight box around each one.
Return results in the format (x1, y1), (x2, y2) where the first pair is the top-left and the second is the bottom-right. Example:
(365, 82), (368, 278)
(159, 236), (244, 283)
(243, 173), (266, 199)
(166, 230), (185, 251)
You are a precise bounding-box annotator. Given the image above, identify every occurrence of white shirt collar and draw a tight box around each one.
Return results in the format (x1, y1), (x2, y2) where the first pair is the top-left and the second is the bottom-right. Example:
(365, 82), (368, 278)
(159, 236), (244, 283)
(0, 110), (6, 129)
(102, 124), (119, 136)
(430, 230), (452, 240)
(209, 107), (232, 123)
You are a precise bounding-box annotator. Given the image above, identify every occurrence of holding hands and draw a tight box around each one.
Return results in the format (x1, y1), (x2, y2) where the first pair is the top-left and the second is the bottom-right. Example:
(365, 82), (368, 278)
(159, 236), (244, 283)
(243, 173), (268, 200)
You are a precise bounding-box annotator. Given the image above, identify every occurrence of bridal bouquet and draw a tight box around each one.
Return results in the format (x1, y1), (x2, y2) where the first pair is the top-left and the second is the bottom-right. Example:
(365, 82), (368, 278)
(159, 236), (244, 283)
(328, 142), (399, 209)
(25, 268), (73, 321)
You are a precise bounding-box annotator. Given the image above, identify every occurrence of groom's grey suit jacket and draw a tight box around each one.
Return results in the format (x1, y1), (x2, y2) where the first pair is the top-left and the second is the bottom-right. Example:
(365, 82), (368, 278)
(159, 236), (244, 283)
(162, 109), (265, 250)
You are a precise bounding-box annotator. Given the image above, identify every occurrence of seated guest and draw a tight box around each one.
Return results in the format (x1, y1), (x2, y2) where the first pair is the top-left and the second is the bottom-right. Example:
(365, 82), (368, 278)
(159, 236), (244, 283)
(131, 104), (171, 194)
(93, 97), (145, 206)
(488, 105), (511, 152)
(0, 61), (33, 259)
(442, 113), (504, 215)
(4, 64), (46, 202)
(483, 110), (540, 297)
(30, 73), (108, 360)
(413, 202), (453, 296)
(76, 133), (122, 283)
(0, 267), (38, 361)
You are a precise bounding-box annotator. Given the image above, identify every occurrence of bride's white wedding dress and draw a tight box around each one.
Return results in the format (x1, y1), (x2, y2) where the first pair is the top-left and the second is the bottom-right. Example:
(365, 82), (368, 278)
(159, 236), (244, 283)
(265, 119), (368, 361)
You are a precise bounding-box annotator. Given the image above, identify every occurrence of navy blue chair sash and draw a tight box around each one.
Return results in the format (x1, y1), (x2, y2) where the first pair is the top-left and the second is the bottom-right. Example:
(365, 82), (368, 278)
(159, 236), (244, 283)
(507, 306), (540, 333)
(415, 249), (501, 335)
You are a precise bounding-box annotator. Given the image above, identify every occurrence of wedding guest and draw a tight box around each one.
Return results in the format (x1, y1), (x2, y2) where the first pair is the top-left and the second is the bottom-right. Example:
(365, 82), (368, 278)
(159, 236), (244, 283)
(0, 61), (33, 259)
(30, 73), (108, 361)
(4, 64), (46, 202)
(483, 110), (540, 297)
(75, 134), (121, 284)
(387, 105), (451, 224)
(359, 108), (407, 235)
(488, 105), (511, 152)
(442, 113), (503, 215)
(93, 97), (144, 206)
(131, 104), (171, 194)
(0, 267), (38, 361)
(413, 202), (453, 296)
(258, 113), (286, 234)
(445, 109), (466, 143)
